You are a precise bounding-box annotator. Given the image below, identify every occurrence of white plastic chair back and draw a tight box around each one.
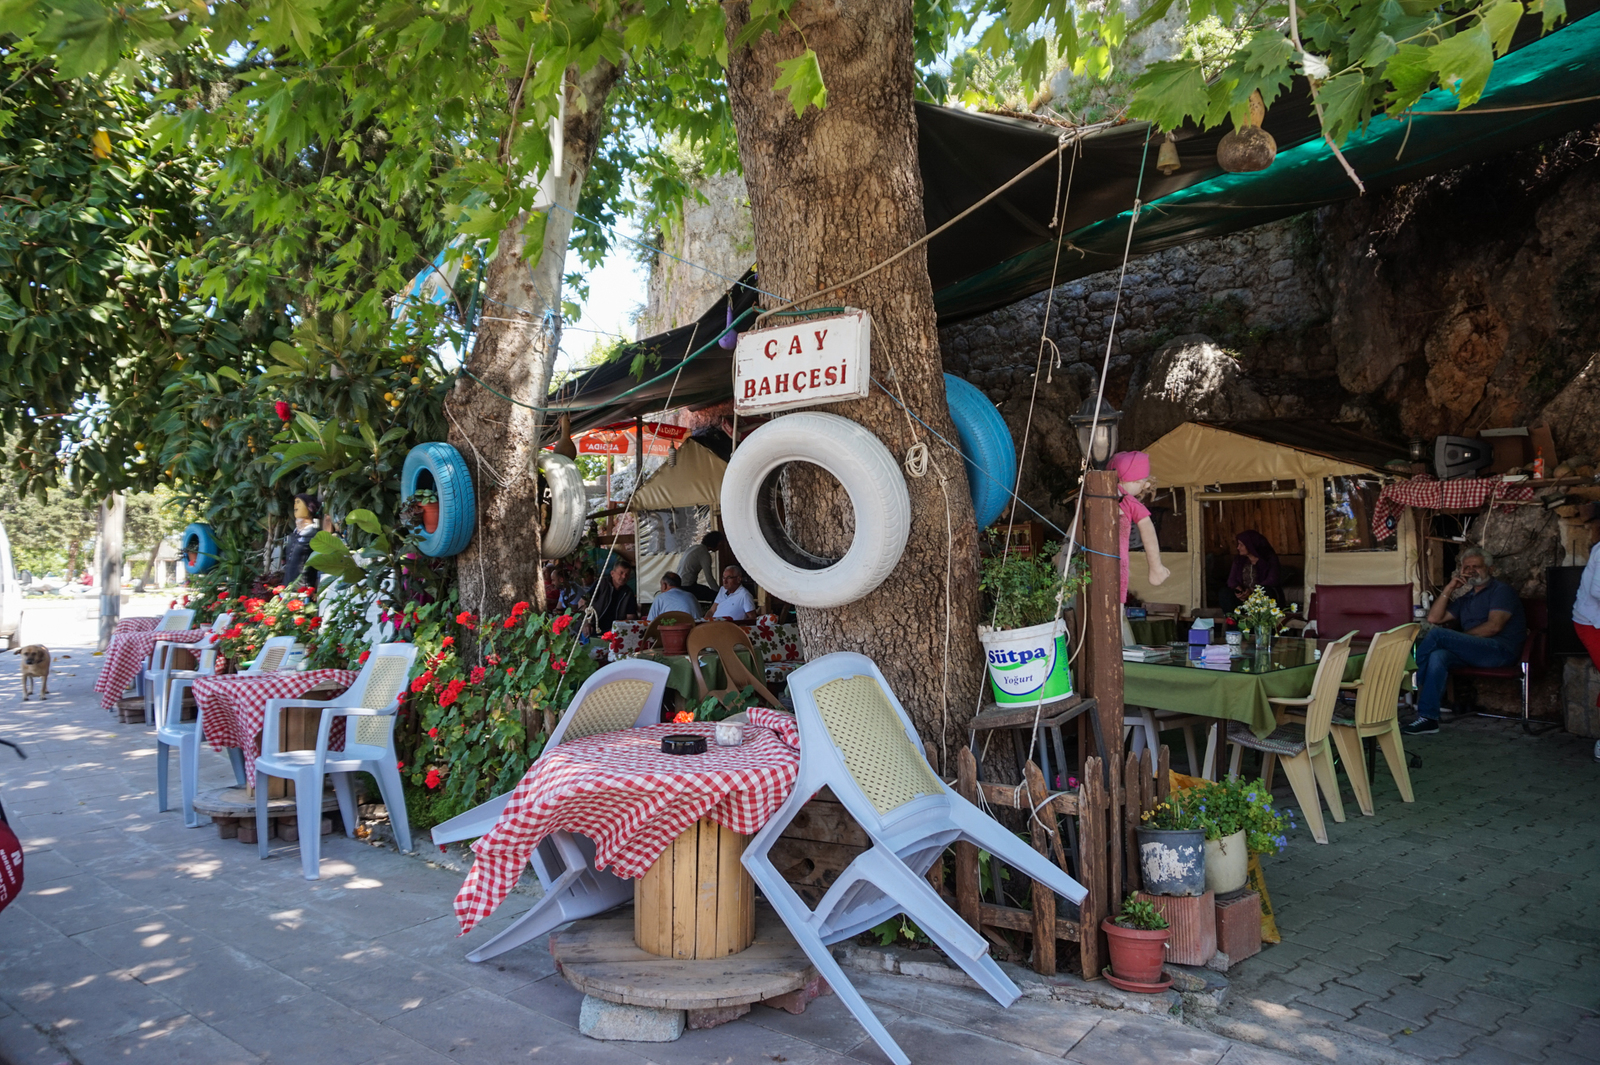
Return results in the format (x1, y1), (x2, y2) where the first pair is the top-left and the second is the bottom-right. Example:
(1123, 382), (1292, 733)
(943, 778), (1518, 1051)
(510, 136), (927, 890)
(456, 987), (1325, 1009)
(157, 609), (195, 632)
(1304, 632), (1355, 747)
(248, 636), (299, 675)
(1351, 623), (1417, 729)
(338, 643), (418, 758)
(548, 660), (672, 746)
(209, 612), (234, 635)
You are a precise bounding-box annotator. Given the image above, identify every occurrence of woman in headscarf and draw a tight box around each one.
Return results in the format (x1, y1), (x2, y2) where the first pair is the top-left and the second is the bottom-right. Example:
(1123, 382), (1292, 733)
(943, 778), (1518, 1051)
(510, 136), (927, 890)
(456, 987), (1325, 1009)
(1223, 529), (1282, 610)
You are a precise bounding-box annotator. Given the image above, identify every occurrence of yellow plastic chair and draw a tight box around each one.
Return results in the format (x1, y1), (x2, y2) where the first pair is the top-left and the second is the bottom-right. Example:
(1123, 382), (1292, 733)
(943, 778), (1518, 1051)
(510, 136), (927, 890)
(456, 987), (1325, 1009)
(1227, 631), (1355, 844)
(1330, 623), (1419, 816)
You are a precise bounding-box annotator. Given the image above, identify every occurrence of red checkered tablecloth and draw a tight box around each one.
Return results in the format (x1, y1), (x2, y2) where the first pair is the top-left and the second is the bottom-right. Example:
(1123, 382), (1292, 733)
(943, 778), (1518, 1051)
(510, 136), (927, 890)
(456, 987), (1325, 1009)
(453, 716), (801, 935)
(195, 669), (359, 787)
(1372, 476), (1535, 541)
(94, 628), (207, 710)
(114, 616), (159, 636)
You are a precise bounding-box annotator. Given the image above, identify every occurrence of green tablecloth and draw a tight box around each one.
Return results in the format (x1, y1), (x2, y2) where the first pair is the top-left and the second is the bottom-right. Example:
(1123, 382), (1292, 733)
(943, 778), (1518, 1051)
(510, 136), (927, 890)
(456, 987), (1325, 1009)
(1124, 650), (1367, 738)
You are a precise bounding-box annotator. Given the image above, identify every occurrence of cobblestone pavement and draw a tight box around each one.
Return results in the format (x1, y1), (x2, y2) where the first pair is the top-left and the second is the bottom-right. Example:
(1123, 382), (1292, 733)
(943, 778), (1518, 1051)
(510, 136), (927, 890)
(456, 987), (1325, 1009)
(1215, 715), (1600, 1064)
(0, 607), (1300, 1065)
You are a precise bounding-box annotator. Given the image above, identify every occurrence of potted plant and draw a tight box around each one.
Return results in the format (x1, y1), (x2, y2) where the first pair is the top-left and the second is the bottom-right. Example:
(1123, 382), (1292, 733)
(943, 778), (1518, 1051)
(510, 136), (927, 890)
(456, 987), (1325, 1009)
(1136, 797), (1206, 896)
(1187, 776), (1294, 894)
(977, 545), (1088, 709)
(1101, 894), (1171, 988)
(400, 489), (440, 534)
(1233, 586), (1285, 648)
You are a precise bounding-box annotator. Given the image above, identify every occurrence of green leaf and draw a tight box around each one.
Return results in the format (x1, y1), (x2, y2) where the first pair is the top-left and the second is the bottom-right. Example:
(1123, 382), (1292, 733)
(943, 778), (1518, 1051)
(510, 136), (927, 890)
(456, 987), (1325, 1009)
(1317, 72), (1368, 143)
(216, 366), (244, 383)
(347, 508), (382, 535)
(773, 48), (828, 118)
(521, 209), (549, 273)
(1129, 60), (1208, 132)
(1382, 43), (1436, 112)
(1540, 0), (1568, 30)
(1426, 22), (1494, 107)
(1481, 0), (1524, 56)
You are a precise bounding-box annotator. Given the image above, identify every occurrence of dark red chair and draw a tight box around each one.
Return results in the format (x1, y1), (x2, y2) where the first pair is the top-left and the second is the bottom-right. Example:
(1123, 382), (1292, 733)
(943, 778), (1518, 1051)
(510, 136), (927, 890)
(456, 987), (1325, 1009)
(1451, 598), (1547, 729)
(1310, 584), (1415, 640)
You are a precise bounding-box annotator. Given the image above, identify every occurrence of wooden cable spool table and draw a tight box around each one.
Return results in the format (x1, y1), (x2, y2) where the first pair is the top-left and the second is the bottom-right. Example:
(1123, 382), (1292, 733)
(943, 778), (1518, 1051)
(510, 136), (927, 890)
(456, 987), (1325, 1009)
(633, 816), (755, 959)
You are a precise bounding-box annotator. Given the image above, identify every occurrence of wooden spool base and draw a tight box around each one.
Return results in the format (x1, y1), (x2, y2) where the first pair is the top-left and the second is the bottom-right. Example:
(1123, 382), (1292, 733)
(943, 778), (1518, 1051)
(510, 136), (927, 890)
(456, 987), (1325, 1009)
(634, 817), (754, 959)
(550, 903), (818, 1011)
(192, 786), (339, 843)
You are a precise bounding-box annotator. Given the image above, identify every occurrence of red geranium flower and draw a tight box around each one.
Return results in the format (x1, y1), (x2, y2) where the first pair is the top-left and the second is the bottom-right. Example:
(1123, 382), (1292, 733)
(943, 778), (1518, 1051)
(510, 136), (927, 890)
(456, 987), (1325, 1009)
(293, 617), (305, 626)
(470, 666), (486, 685)
(511, 601), (530, 617)
(275, 400), (292, 422)
(286, 599), (303, 611)
(425, 768), (441, 789)
(551, 658), (568, 674)
(428, 727), (439, 739)
(396, 761), (404, 770)
(506, 666), (514, 675)
(441, 636), (455, 648)
(358, 650), (370, 664)
(486, 653), (500, 665)
(503, 616), (518, 629)
(410, 671), (434, 693)
(551, 614), (573, 635)
(438, 678), (467, 707)
(454, 610), (476, 629)
(673, 710), (694, 724)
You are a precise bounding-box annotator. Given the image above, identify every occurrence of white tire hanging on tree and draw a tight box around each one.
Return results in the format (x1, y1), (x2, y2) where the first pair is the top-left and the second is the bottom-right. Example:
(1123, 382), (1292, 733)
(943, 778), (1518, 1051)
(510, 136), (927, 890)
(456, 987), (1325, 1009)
(720, 411), (910, 609)
(535, 451), (587, 559)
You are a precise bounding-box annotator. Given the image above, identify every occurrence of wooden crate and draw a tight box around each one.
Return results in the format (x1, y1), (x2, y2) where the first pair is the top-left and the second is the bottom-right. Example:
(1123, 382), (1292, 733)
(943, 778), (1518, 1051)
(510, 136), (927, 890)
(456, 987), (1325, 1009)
(634, 817), (755, 959)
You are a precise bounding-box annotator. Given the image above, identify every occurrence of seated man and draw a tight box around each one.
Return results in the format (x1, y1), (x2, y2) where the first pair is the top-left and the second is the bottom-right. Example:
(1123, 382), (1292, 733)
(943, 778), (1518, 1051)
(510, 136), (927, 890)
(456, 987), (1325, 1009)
(647, 571), (702, 621)
(1403, 546), (1526, 735)
(711, 565), (757, 622)
(678, 530), (723, 603)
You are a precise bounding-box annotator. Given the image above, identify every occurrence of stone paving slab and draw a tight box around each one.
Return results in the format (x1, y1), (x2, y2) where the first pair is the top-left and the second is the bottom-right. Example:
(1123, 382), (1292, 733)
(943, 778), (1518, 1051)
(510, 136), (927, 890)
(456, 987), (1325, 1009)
(1212, 714), (1600, 1064)
(0, 619), (1306, 1065)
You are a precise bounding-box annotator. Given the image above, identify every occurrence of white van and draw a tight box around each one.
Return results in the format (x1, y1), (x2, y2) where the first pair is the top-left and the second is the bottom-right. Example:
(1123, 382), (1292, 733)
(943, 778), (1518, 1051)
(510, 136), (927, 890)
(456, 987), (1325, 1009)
(0, 523), (21, 648)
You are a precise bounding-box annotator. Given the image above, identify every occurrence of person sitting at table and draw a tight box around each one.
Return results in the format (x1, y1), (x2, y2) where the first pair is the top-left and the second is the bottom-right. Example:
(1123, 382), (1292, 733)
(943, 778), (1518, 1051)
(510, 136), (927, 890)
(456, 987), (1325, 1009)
(712, 565), (756, 621)
(588, 558), (639, 634)
(647, 571), (702, 621)
(1221, 529), (1283, 611)
(678, 530), (723, 602)
(1402, 546), (1526, 736)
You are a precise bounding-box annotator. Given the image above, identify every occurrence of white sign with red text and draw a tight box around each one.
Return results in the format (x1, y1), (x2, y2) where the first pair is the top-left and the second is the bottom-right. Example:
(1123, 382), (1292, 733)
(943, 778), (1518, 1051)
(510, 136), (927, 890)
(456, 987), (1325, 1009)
(733, 311), (870, 415)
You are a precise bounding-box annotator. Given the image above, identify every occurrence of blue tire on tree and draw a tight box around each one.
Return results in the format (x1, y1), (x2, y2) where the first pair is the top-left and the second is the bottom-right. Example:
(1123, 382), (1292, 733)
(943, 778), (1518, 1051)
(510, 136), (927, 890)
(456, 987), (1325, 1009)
(181, 523), (220, 576)
(943, 373), (1017, 530)
(402, 442), (476, 558)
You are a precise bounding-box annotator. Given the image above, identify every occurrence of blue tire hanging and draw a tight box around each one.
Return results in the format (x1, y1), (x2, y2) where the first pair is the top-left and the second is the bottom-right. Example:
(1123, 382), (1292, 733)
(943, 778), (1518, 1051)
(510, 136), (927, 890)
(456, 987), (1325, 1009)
(181, 523), (220, 576)
(402, 442), (476, 557)
(944, 374), (1017, 530)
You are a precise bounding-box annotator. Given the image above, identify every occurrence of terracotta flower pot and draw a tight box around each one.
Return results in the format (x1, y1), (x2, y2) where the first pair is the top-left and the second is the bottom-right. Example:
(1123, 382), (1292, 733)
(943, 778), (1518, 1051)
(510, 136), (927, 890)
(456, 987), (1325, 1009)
(422, 502), (440, 534)
(1102, 917), (1171, 985)
(658, 621), (693, 656)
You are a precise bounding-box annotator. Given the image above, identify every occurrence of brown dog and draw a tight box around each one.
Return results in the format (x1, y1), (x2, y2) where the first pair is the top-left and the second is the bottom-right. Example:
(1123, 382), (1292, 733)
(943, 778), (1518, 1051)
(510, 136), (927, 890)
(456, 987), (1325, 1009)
(14, 645), (49, 700)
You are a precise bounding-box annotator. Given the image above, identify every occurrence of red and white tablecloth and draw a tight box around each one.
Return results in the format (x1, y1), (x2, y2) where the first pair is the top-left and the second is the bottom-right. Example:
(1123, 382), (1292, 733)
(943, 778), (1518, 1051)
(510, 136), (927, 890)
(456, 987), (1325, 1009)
(94, 628), (207, 709)
(453, 710), (801, 935)
(1372, 476), (1536, 541)
(195, 669), (359, 787)
(114, 616), (159, 636)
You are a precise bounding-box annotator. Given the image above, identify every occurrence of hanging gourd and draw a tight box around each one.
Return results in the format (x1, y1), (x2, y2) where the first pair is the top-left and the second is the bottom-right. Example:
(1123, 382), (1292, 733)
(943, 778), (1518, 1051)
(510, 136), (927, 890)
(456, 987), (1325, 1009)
(1216, 91), (1277, 174)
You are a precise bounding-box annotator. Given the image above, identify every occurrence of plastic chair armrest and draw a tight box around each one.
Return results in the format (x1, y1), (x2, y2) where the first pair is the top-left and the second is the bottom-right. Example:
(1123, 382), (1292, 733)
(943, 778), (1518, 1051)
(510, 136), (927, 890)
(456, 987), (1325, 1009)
(1267, 695), (1314, 707)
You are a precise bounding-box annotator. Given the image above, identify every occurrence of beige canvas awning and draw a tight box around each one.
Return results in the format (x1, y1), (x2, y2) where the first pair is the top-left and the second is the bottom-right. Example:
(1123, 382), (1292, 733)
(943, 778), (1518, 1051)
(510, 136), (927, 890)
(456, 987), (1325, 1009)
(628, 439), (726, 512)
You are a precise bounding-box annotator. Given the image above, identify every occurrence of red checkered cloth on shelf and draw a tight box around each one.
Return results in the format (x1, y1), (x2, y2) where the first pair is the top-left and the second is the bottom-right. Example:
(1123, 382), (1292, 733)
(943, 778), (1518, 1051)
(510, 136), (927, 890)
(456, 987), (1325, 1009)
(113, 616), (159, 636)
(93, 628), (207, 710)
(453, 719), (801, 935)
(194, 669), (359, 787)
(1371, 476), (1535, 541)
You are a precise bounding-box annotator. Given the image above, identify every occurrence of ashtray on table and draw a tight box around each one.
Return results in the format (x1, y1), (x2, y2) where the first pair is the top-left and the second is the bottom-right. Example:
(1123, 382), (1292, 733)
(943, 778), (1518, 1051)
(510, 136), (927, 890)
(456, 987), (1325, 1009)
(661, 734), (707, 755)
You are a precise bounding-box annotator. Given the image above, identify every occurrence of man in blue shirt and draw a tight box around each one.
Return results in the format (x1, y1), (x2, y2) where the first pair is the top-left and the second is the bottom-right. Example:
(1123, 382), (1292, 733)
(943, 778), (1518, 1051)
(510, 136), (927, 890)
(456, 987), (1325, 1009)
(1404, 546), (1526, 735)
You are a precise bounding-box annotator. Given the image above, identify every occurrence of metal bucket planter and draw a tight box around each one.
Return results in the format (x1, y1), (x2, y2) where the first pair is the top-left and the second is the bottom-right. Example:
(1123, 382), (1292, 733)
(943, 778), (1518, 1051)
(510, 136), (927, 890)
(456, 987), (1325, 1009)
(1136, 827), (1206, 896)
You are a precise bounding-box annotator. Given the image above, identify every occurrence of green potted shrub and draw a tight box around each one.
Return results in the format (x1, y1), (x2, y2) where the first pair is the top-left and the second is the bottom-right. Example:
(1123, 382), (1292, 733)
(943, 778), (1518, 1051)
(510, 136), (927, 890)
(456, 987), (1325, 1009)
(1189, 777), (1293, 895)
(400, 488), (440, 534)
(1136, 797), (1207, 896)
(1101, 894), (1171, 988)
(977, 545), (1088, 709)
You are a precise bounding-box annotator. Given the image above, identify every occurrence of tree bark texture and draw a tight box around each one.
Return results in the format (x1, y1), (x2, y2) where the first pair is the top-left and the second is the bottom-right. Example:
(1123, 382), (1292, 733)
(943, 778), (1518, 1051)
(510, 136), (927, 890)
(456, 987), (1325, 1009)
(445, 61), (621, 620)
(97, 493), (124, 651)
(723, 0), (983, 760)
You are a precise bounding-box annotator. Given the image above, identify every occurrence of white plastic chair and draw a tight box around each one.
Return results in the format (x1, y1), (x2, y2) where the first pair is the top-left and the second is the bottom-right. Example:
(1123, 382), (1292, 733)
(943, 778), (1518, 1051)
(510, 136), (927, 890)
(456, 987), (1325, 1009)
(744, 652), (1088, 1065)
(124, 608), (195, 707)
(145, 611), (230, 723)
(156, 635), (299, 828)
(253, 643), (418, 879)
(431, 658), (671, 962)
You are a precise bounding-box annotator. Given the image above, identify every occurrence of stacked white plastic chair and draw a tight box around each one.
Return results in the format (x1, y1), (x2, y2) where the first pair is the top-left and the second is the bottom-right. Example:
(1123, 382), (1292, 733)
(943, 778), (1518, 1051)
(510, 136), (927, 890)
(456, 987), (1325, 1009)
(126, 608), (195, 707)
(743, 652), (1088, 1065)
(156, 635), (300, 827)
(253, 642), (418, 879)
(144, 611), (230, 723)
(431, 658), (671, 961)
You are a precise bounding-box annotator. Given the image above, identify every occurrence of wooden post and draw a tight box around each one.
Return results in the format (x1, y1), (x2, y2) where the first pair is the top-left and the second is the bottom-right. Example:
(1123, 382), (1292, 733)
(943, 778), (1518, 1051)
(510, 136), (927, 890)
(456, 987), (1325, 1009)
(1078, 754), (1106, 979)
(1023, 761), (1056, 975)
(955, 747), (982, 932)
(1082, 467), (1125, 902)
